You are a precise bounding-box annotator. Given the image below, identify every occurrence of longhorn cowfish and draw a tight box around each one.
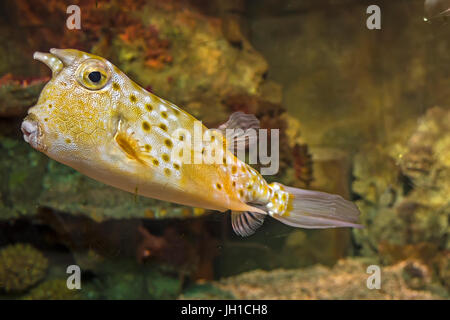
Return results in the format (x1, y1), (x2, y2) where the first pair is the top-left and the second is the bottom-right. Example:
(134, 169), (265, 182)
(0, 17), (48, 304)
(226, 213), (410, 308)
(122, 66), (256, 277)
(21, 49), (362, 236)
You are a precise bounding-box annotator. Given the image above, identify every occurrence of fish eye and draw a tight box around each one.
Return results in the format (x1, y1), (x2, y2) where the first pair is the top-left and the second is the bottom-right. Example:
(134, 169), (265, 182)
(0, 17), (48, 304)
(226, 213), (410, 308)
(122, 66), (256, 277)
(88, 71), (101, 83)
(77, 59), (110, 90)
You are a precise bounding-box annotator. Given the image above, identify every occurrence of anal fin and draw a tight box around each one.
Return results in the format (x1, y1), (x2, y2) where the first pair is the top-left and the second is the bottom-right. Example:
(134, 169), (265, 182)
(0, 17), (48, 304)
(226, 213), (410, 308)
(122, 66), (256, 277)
(231, 211), (265, 237)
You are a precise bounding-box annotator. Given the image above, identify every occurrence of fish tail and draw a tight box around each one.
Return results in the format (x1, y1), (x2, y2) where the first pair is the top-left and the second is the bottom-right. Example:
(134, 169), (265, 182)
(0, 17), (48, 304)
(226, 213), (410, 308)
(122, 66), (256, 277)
(230, 182), (362, 237)
(268, 183), (363, 229)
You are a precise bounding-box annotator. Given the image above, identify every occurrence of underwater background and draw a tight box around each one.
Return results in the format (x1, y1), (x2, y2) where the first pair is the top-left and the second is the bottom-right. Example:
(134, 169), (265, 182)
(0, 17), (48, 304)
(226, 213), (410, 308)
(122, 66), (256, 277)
(0, 0), (448, 299)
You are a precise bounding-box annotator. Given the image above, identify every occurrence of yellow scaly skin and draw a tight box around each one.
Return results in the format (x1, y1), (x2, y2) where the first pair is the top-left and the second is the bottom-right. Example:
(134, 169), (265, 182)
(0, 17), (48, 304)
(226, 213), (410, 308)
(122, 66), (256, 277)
(23, 49), (289, 217)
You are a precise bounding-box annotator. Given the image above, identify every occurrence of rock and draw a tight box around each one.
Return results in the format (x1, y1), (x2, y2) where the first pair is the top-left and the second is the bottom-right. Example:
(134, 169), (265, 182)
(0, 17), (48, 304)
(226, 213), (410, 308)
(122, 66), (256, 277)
(352, 107), (450, 290)
(180, 283), (235, 300)
(0, 137), (48, 219)
(103, 272), (147, 300)
(82, 259), (182, 300)
(214, 258), (447, 299)
(401, 260), (432, 290)
(146, 269), (182, 299)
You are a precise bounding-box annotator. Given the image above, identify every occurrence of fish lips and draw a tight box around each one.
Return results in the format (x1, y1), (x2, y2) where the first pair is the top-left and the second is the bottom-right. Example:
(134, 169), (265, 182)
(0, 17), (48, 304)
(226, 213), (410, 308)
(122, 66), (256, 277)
(21, 115), (46, 151)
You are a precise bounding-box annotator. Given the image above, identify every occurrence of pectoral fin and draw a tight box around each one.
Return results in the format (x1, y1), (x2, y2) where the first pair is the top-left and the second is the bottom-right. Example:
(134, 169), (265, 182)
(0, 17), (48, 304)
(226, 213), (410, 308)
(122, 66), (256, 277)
(114, 119), (150, 165)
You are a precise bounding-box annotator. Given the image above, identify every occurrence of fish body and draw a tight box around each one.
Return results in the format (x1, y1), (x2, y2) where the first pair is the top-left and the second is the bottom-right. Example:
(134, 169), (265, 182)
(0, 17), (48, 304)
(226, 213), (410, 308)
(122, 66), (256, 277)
(22, 49), (361, 236)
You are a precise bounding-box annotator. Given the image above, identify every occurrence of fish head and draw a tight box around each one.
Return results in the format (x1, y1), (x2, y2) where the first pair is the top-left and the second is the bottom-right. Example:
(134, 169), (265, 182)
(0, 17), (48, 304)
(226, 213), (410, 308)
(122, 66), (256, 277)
(21, 48), (139, 168)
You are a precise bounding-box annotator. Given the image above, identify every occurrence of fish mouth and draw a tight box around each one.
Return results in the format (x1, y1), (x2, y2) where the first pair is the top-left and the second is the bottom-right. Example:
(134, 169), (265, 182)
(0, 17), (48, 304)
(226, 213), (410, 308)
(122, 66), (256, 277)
(21, 114), (46, 151)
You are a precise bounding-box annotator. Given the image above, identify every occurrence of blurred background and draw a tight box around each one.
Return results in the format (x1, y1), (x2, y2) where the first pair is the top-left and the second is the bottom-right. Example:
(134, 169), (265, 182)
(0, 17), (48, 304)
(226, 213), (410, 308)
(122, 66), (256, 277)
(0, 0), (448, 299)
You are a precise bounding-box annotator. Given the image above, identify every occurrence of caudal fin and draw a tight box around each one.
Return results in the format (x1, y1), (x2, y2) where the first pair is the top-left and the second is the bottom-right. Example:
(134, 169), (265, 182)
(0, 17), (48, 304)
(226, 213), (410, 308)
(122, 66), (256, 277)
(272, 186), (363, 229)
(229, 184), (362, 237)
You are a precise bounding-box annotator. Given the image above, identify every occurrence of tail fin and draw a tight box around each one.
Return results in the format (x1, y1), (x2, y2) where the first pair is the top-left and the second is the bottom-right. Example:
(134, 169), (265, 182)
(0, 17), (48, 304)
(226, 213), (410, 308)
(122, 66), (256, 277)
(272, 186), (363, 229)
(229, 184), (362, 237)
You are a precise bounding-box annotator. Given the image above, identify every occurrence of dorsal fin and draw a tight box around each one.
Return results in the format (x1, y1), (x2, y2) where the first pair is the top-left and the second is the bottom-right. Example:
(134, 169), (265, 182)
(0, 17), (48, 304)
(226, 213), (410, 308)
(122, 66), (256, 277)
(231, 211), (265, 237)
(218, 111), (260, 132)
(216, 112), (260, 153)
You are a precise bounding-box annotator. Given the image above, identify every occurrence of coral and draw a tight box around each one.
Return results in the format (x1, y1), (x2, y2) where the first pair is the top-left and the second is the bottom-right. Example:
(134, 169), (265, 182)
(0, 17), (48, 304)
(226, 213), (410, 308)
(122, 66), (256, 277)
(352, 107), (450, 291)
(0, 243), (48, 292)
(82, 259), (182, 300)
(0, 136), (48, 220)
(101, 268), (182, 300)
(146, 269), (182, 299)
(102, 271), (148, 300)
(401, 260), (432, 290)
(180, 283), (235, 300)
(398, 107), (450, 182)
(213, 258), (447, 299)
(5, 0), (268, 121)
(355, 107), (449, 247)
(23, 279), (81, 300)
(0, 74), (49, 117)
